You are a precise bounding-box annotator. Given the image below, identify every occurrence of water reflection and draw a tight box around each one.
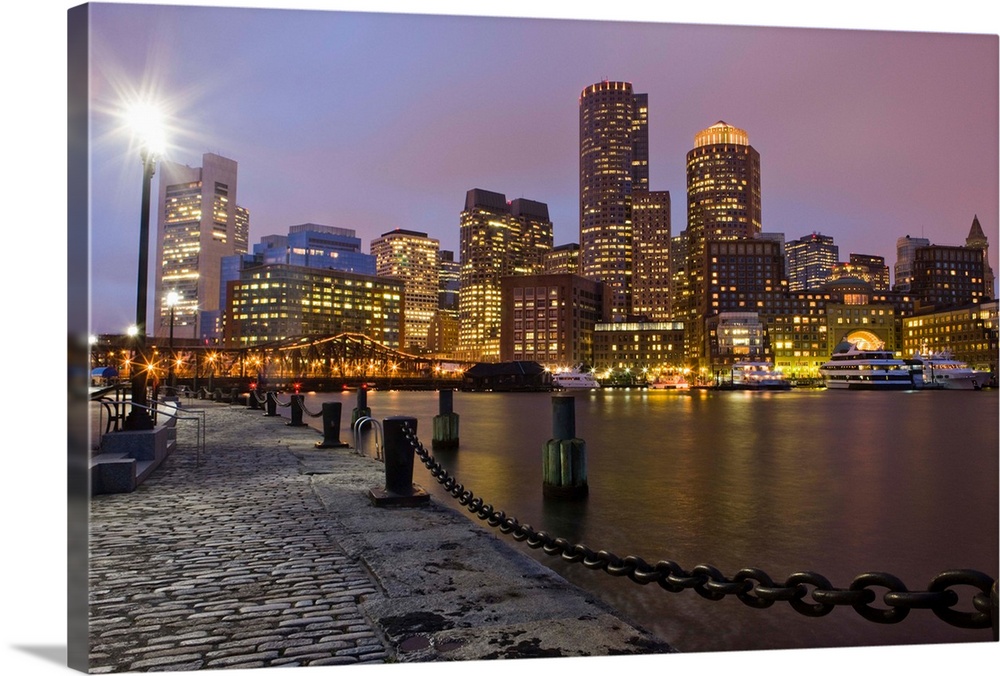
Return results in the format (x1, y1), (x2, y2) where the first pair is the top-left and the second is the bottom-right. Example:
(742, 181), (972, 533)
(299, 388), (998, 653)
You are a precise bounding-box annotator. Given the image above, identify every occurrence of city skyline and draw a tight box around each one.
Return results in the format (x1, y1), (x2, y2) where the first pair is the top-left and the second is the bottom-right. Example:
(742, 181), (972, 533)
(83, 3), (998, 337)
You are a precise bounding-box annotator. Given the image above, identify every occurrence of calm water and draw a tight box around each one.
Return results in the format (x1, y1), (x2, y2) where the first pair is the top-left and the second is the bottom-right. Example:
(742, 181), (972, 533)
(289, 387), (998, 654)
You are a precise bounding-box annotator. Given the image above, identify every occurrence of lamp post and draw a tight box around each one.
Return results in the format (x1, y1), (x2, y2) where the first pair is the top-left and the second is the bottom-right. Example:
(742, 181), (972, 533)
(166, 290), (179, 390)
(122, 104), (164, 430)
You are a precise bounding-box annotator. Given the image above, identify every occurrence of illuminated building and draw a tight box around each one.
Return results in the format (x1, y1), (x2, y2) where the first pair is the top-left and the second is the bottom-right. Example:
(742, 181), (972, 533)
(592, 321), (685, 375)
(706, 312), (767, 364)
(786, 233), (838, 291)
(371, 229), (440, 351)
(437, 250), (460, 312)
(459, 189), (552, 362)
(253, 224), (375, 275)
(965, 214), (995, 298)
(579, 80), (649, 319)
(631, 189), (672, 321)
(681, 121), (761, 364)
(831, 253), (890, 291)
(903, 300), (998, 373)
(911, 243), (989, 311)
(893, 235), (930, 292)
(669, 232), (688, 321)
(222, 263), (403, 348)
(153, 153), (249, 340)
(544, 243), (581, 274)
(500, 273), (605, 367)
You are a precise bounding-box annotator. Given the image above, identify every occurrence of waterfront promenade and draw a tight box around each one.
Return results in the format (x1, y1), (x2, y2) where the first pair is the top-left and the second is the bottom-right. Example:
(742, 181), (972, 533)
(86, 399), (672, 671)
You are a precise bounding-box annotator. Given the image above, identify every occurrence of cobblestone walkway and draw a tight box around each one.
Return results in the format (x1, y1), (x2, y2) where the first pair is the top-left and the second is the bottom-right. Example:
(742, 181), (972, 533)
(88, 404), (389, 672)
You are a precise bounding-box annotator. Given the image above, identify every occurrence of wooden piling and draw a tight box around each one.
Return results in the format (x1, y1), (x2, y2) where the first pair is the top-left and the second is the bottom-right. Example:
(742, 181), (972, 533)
(543, 395), (588, 499)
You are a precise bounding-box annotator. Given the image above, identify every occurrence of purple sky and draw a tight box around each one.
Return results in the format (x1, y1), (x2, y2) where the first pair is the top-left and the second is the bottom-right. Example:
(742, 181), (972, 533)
(84, 2), (998, 334)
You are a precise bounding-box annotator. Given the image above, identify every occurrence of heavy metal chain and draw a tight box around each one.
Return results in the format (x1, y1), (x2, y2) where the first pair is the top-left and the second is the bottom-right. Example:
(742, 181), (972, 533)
(401, 424), (996, 631)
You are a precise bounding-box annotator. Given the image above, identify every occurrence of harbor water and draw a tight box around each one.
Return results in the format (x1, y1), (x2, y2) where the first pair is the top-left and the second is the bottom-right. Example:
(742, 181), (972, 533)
(290, 387), (998, 654)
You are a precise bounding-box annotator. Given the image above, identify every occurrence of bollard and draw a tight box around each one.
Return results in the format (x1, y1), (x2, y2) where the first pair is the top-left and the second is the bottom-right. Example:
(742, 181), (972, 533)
(316, 401), (349, 448)
(263, 390), (279, 417)
(212, 388), (223, 402)
(432, 389), (460, 450)
(992, 579), (998, 642)
(287, 394), (307, 427)
(368, 416), (429, 507)
(230, 386), (240, 404)
(542, 395), (588, 499)
(351, 386), (371, 428)
(248, 387), (261, 410)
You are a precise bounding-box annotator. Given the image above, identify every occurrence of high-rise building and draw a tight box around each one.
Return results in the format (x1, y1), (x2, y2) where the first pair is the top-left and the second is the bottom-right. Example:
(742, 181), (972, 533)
(786, 233), (839, 291)
(631, 189), (672, 321)
(458, 188), (552, 362)
(544, 243), (581, 274)
(371, 229), (440, 351)
(222, 263), (403, 348)
(437, 250), (460, 312)
(681, 121), (762, 364)
(153, 153), (249, 340)
(894, 235), (931, 292)
(830, 253), (890, 290)
(255, 224), (375, 275)
(965, 214), (995, 298)
(579, 81), (649, 319)
(911, 244), (989, 311)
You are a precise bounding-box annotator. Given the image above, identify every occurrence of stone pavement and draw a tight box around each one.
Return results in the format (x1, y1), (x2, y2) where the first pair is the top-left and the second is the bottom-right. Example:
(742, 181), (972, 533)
(87, 400), (672, 672)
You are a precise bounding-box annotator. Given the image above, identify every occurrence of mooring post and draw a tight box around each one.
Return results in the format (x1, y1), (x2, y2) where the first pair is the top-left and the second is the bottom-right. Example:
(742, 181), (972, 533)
(992, 579), (998, 642)
(316, 401), (349, 448)
(543, 395), (588, 499)
(368, 416), (430, 507)
(287, 394), (307, 427)
(264, 390), (279, 417)
(432, 389), (460, 450)
(351, 386), (371, 427)
(247, 385), (261, 410)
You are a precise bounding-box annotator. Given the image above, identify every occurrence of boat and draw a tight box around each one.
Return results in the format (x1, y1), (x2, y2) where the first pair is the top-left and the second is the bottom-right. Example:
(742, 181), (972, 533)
(819, 340), (915, 390)
(649, 374), (690, 390)
(906, 350), (990, 390)
(552, 370), (601, 389)
(728, 361), (791, 390)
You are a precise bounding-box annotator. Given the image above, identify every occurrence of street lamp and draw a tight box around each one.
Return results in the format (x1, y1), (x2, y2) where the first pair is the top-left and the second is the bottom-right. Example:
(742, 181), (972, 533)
(166, 290), (179, 390)
(122, 102), (165, 430)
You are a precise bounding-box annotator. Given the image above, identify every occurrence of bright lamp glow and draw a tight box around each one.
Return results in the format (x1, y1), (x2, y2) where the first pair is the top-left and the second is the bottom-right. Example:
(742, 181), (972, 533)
(166, 290), (180, 307)
(125, 102), (167, 156)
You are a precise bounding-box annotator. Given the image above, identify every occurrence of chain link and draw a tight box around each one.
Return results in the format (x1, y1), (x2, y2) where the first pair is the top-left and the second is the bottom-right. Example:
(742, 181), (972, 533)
(401, 423), (996, 631)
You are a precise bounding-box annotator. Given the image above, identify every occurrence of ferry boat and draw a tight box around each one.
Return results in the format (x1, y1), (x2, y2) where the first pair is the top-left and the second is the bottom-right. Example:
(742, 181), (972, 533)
(551, 370), (601, 389)
(649, 374), (690, 390)
(907, 350), (990, 390)
(819, 340), (915, 390)
(728, 361), (791, 390)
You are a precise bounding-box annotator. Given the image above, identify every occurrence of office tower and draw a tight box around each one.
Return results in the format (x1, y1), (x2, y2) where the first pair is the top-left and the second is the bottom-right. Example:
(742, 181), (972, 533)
(437, 250), (460, 312)
(501, 273), (605, 367)
(153, 152), (249, 340)
(669, 232), (688, 321)
(894, 235), (931, 292)
(830, 253), (890, 290)
(223, 263), (404, 348)
(682, 121), (761, 365)
(911, 244), (988, 310)
(255, 224), (375, 275)
(544, 243), (581, 274)
(579, 80), (649, 319)
(965, 214), (995, 298)
(458, 188), (553, 362)
(631, 189), (672, 321)
(371, 229), (441, 351)
(786, 233), (839, 291)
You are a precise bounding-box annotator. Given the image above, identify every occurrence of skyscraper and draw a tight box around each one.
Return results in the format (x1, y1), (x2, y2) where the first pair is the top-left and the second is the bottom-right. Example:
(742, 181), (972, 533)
(579, 80), (649, 320)
(965, 214), (995, 298)
(458, 188), (552, 362)
(153, 152), (249, 340)
(894, 235), (931, 292)
(631, 189), (672, 321)
(681, 121), (761, 365)
(371, 229), (441, 351)
(786, 233), (839, 291)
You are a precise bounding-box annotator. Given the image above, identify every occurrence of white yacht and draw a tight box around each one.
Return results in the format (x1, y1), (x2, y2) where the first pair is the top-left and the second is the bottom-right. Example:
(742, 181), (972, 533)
(820, 340), (915, 390)
(729, 362), (791, 390)
(649, 374), (690, 390)
(552, 370), (601, 389)
(908, 350), (990, 390)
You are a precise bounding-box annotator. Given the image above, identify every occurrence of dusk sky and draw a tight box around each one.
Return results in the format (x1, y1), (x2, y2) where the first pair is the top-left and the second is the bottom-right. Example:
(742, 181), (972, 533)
(82, 2), (999, 334)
